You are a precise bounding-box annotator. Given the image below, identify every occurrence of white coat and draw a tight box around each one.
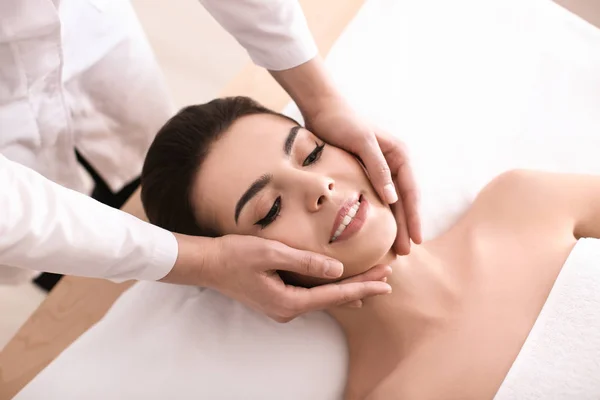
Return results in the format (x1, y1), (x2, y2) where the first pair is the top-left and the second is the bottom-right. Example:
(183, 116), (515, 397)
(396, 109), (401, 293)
(0, 0), (317, 284)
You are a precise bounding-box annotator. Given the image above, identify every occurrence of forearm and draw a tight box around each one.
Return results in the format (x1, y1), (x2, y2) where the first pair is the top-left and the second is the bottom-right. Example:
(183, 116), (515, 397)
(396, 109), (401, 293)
(0, 155), (177, 282)
(270, 56), (344, 121)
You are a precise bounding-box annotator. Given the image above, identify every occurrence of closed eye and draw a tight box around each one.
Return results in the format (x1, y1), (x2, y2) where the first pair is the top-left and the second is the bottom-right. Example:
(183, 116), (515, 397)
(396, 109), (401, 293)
(255, 196), (281, 229)
(252, 141), (324, 229)
(303, 141), (325, 166)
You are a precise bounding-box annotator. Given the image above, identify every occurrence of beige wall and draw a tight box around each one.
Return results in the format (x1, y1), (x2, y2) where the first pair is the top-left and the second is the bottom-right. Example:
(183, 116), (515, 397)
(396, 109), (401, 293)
(131, 0), (250, 108)
(555, 0), (600, 28)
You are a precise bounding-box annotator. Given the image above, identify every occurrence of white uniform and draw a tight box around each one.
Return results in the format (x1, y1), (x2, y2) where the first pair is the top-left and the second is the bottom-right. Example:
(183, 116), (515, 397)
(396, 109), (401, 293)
(0, 0), (317, 284)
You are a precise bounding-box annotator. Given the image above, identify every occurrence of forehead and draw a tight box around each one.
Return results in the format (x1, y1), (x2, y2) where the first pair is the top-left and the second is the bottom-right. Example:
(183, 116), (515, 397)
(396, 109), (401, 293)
(193, 113), (296, 228)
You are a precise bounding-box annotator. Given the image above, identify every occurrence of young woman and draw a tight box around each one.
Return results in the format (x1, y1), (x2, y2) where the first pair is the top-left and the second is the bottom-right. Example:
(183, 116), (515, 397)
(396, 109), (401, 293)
(141, 96), (600, 399)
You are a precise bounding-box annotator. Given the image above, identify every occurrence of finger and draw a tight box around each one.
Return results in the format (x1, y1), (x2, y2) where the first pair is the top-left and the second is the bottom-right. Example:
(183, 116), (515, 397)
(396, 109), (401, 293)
(337, 264), (392, 285)
(392, 196), (411, 255)
(271, 243), (344, 279)
(405, 194), (423, 245)
(335, 265), (391, 308)
(406, 200), (423, 245)
(386, 179), (410, 255)
(289, 281), (392, 314)
(376, 134), (422, 244)
(394, 146), (422, 244)
(358, 136), (398, 204)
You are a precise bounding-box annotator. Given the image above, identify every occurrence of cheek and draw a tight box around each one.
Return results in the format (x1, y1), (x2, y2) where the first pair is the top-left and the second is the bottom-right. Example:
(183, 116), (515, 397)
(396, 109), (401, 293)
(335, 205), (397, 279)
(258, 218), (336, 288)
(372, 206), (398, 255)
(260, 219), (327, 256)
(330, 150), (365, 174)
(328, 150), (378, 196)
(320, 149), (398, 276)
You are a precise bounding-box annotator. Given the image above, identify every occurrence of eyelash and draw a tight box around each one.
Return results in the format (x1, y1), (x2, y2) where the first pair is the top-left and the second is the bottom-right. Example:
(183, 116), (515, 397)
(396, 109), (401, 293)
(302, 141), (325, 166)
(255, 196), (281, 229)
(254, 141), (325, 229)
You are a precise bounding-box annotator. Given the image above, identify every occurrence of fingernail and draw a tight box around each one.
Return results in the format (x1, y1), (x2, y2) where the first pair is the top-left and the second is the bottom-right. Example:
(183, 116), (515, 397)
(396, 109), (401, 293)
(325, 261), (343, 278)
(381, 277), (388, 283)
(384, 184), (398, 203)
(384, 284), (392, 293)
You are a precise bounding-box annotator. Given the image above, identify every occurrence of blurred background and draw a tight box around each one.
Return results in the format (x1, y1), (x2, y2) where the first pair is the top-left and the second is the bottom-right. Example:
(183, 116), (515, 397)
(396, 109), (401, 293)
(130, 0), (249, 108)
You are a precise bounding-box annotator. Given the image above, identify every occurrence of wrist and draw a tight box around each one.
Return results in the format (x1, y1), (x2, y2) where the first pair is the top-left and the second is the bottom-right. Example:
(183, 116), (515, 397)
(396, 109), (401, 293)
(160, 233), (217, 288)
(300, 85), (344, 123)
(270, 57), (343, 121)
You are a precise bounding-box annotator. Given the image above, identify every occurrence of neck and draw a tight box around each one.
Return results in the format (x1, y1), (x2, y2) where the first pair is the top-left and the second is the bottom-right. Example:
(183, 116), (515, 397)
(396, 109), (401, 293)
(328, 243), (462, 369)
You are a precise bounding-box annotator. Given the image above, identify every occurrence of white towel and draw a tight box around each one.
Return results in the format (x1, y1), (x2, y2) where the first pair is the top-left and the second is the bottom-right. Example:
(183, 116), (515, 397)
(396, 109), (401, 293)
(495, 238), (600, 399)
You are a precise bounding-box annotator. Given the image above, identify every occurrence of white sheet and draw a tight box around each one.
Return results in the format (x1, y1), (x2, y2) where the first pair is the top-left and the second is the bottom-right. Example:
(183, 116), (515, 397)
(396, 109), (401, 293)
(16, 0), (600, 398)
(495, 238), (600, 399)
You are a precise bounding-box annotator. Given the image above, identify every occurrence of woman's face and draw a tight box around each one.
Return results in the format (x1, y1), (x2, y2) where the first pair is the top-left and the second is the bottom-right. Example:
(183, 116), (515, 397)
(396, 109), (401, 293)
(193, 113), (397, 285)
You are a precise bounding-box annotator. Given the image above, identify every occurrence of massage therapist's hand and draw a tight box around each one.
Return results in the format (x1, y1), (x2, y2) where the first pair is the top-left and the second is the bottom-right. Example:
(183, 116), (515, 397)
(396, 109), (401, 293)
(270, 57), (422, 255)
(165, 234), (392, 323)
(305, 97), (423, 255)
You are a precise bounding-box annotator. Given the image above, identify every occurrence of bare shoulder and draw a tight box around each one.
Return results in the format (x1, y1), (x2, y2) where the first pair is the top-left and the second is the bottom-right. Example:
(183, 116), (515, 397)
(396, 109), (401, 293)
(471, 169), (548, 215)
(467, 169), (578, 238)
(474, 169), (545, 205)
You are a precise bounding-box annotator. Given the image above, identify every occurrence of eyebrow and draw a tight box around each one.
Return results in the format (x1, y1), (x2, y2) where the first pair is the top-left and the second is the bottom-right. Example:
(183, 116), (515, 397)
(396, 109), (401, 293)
(284, 126), (301, 156)
(234, 125), (301, 224)
(235, 174), (272, 224)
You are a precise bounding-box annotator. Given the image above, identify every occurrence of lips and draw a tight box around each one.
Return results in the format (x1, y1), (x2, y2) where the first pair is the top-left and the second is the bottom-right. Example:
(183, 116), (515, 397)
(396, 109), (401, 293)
(329, 194), (369, 244)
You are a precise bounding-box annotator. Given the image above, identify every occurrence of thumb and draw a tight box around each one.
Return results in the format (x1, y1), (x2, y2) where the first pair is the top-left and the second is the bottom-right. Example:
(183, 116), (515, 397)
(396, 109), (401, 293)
(274, 244), (344, 279)
(359, 137), (398, 204)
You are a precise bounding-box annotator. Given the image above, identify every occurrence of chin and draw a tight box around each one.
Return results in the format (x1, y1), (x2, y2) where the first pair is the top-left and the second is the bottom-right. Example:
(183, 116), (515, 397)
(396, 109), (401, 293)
(341, 209), (397, 277)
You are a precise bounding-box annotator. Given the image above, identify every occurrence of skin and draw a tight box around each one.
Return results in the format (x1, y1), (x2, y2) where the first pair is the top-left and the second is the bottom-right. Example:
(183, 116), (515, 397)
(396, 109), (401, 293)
(192, 113), (600, 399)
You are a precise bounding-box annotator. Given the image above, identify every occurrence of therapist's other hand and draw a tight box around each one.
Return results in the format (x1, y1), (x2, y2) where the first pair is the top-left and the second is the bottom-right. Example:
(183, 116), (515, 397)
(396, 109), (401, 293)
(304, 98), (423, 254)
(188, 234), (392, 323)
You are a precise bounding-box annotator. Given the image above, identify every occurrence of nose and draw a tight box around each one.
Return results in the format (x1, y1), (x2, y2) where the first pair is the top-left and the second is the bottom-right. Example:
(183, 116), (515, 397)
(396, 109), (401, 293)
(304, 174), (335, 212)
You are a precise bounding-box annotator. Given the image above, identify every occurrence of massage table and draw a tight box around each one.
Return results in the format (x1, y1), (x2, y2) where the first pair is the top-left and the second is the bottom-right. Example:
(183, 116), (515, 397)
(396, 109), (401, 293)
(1, 0), (599, 398)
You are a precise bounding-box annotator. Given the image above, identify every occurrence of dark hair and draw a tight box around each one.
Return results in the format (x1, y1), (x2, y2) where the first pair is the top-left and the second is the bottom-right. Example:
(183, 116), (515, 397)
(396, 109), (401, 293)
(141, 96), (298, 236)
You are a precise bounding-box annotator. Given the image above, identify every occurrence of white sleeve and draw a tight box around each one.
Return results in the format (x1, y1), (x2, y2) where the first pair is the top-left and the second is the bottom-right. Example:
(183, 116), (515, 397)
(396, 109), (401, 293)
(0, 155), (178, 282)
(199, 0), (318, 71)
